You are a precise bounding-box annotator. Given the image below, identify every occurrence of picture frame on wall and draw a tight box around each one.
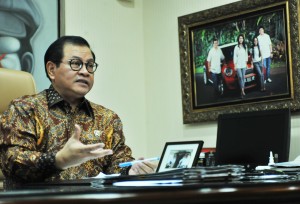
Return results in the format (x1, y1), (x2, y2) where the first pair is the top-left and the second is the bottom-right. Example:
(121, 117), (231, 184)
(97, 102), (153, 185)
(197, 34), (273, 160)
(156, 141), (204, 173)
(178, 0), (300, 123)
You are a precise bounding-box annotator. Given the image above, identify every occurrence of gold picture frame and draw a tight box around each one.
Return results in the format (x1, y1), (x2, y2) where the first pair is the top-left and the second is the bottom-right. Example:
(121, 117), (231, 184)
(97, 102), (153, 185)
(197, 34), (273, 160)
(178, 0), (299, 123)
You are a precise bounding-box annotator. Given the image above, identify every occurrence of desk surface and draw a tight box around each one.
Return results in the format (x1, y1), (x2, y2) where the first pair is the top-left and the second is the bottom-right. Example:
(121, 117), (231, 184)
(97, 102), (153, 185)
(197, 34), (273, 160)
(2, 178), (300, 204)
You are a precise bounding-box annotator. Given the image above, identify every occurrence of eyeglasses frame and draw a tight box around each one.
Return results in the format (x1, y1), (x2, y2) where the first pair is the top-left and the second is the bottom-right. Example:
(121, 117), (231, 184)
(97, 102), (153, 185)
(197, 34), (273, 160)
(67, 59), (98, 74)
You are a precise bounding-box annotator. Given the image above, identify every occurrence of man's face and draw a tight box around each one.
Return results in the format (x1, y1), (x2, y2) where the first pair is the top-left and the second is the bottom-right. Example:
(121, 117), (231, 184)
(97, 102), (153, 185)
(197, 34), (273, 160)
(213, 40), (218, 48)
(259, 28), (265, 35)
(50, 44), (95, 100)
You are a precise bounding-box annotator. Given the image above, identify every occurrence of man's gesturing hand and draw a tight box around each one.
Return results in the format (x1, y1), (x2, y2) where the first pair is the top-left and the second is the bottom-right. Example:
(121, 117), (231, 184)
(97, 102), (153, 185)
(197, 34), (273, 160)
(55, 124), (113, 170)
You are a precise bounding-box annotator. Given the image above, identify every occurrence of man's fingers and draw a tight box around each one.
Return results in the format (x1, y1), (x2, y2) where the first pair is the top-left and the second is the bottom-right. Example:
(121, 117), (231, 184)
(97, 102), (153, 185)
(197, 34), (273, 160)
(90, 149), (113, 156)
(143, 160), (158, 170)
(85, 143), (105, 151)
(135, 163), (149, 174)
(72, 124), (82, 140)
(132, 162), (156, 174)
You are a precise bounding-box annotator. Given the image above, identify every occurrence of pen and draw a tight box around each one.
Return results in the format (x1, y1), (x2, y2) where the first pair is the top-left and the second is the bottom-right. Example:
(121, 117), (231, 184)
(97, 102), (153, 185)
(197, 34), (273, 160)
(119, 157), (160, 168)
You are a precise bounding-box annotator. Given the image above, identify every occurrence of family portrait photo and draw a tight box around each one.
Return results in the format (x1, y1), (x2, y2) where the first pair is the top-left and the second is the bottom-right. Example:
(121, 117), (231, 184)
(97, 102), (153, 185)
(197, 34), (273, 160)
(178, 0), (300, 123)
(191, 4), (290, 109)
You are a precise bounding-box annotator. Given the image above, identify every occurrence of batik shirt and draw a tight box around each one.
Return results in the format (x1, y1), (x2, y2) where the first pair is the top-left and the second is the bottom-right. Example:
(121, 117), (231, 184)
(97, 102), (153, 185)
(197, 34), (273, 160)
(0, 85), (134, 182)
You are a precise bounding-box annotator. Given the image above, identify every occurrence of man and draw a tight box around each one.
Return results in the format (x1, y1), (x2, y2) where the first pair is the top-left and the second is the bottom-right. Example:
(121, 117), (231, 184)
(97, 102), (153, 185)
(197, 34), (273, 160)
(257, 26), (273, 83)
(0, 36), (156, 184)
(207, 38), (225, 96)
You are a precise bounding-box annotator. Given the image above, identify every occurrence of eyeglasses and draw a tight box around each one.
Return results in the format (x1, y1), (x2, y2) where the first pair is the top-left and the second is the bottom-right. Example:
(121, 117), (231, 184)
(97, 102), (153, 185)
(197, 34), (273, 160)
(67, 59), (98, 73)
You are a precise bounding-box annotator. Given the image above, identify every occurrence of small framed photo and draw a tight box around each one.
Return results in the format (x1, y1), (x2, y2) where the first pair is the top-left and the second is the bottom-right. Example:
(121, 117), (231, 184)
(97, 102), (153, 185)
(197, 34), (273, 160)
(156, 141), (204, 173)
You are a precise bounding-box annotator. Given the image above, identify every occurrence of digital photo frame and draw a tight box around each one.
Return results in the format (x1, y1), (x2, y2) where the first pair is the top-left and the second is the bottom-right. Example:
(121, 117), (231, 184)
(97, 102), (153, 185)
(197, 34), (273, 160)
(156, 141), (204, 173)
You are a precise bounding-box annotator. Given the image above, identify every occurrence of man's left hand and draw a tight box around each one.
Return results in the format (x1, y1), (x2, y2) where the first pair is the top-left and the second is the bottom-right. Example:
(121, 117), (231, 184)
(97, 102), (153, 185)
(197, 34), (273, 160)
(128, 157), (158, 175)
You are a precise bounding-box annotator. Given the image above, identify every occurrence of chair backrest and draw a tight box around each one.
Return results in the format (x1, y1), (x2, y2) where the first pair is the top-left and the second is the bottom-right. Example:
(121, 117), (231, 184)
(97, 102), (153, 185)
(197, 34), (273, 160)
(0, 68), (36, 182)
(0, 68), (36, 114)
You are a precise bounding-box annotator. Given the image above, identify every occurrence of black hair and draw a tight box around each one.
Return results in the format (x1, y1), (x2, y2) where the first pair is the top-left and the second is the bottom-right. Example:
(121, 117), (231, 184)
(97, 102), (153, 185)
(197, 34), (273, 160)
(44, 36), (95, 80)
(251, 37), (261, 58)
(237, 34), (246, 49)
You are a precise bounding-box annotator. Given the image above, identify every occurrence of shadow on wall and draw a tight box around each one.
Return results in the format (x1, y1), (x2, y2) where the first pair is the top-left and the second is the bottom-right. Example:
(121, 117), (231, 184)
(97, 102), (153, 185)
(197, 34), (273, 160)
(117, 0), (135, 8)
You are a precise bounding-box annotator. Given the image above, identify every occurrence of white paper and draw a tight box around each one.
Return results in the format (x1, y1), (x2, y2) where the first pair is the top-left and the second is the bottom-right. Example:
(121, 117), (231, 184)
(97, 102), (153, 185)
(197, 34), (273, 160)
(92, 172), (121, 179)
(113, 179), (183, 187)
(294, 155), (300, 162)
(272, 161), (300, 168)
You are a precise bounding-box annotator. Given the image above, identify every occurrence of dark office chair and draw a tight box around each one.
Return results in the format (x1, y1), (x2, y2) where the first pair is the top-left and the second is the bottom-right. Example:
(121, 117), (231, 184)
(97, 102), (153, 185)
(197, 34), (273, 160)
(0, 68), (36, 188)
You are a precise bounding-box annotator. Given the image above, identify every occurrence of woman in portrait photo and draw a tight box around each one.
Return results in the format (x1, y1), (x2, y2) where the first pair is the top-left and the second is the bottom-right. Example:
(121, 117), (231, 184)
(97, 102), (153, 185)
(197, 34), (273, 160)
(234, 34), (248, 99)
(251, 37), (266, 92)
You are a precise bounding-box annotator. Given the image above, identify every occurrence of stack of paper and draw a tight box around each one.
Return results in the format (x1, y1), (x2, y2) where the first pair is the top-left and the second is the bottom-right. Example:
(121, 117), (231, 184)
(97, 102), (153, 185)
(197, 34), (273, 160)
(91, 165), (245, 187)
(270, 161), (300, 172)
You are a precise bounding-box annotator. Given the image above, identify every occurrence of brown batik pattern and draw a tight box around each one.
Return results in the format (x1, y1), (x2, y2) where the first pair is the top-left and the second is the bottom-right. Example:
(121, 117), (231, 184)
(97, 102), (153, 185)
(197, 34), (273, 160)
(0, 85), (134, 182)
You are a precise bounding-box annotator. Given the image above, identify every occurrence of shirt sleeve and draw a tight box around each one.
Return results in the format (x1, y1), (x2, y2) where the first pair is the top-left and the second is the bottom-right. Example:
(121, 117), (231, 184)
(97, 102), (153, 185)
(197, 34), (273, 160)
(0, 99), (59, 182)
(268, 35), (272, 46)
(207, 49), (212, 62)
(233, 46), (238, 65)
(245, 48), (248, 62)
(220, 49), (225, 60)
(102, 114), (135, 175)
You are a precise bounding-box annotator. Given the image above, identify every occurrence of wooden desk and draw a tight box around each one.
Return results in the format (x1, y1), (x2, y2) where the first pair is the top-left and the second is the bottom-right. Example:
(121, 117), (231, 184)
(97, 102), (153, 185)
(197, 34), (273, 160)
(1, 179), (300, 204)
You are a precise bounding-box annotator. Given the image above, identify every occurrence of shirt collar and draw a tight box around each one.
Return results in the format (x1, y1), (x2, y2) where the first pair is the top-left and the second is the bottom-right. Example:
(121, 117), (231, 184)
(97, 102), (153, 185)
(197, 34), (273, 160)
(46, 85), (94, 117)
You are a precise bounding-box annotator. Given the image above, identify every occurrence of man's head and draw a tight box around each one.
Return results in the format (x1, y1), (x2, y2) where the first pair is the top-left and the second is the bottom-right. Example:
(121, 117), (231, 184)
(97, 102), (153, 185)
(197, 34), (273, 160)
(212, 38), (219, 49)
(44, 36), (97, 103)
(259, 26), (265, 35)
(44, 36), (95, 78)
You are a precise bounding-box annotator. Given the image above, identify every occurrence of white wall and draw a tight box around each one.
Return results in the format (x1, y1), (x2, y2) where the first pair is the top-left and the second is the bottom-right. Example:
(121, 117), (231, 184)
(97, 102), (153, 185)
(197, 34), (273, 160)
(64, 0), (300, 161)
(64, 0), (147, 157)
(142, 0), (241, 158)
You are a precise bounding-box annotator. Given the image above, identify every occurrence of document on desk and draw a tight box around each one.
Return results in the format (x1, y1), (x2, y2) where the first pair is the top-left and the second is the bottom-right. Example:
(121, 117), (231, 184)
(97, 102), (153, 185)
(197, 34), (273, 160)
(92, 172), (121, 179)
(269, 161), (300, 172)
(113, 179), (183, 187)
(271, 161), (300, 168)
